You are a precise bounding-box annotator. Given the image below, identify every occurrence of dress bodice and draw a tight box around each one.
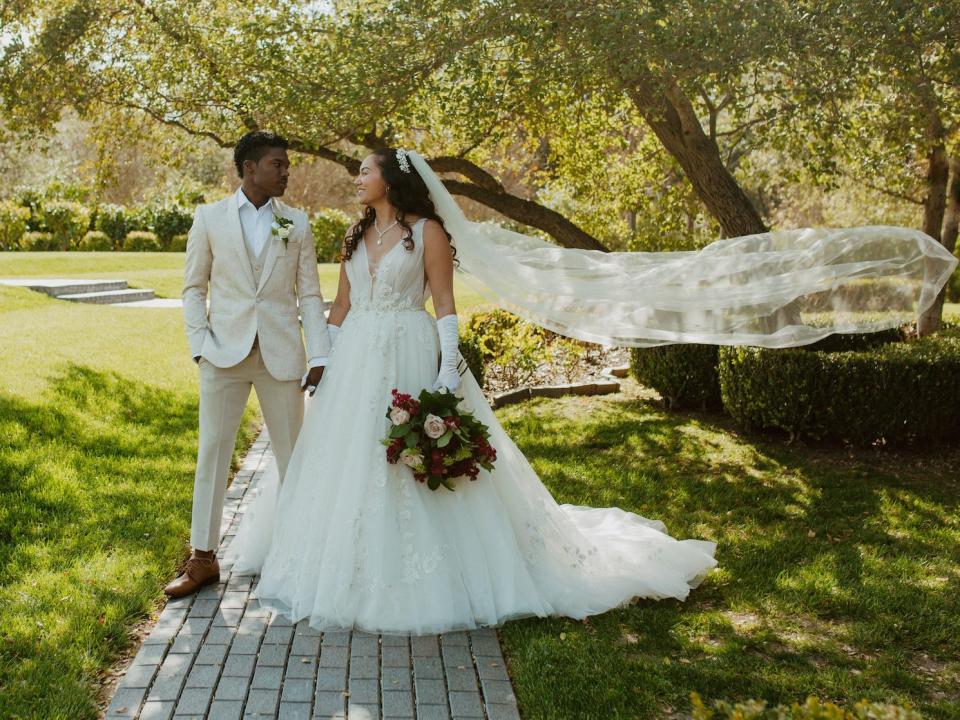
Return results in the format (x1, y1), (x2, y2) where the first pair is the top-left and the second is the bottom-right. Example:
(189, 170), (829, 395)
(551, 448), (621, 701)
(345, 218), (430, 313)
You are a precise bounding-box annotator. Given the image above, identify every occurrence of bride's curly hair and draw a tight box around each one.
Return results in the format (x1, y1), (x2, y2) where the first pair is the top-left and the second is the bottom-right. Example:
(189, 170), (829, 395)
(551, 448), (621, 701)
(342, 148), (457, 265)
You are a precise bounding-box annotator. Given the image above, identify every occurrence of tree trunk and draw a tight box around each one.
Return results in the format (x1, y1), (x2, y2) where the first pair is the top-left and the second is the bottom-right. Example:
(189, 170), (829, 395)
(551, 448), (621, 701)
(625, 76), (768, 237)
(917, 112), (951, 336)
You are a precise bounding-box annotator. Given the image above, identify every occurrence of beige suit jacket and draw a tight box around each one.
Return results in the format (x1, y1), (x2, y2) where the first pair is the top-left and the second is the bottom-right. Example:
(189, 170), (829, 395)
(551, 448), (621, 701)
(182, 193), (331, 381)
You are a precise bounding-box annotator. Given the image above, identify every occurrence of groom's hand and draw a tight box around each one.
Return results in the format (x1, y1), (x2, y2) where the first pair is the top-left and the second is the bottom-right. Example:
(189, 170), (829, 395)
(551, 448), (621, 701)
(301, 366), (324, 395)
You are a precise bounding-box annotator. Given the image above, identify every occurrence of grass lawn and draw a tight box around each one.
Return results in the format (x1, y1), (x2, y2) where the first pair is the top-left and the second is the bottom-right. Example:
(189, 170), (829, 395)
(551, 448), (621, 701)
(497, 382), (960, 719)
(0, 286), (258, 717)
(0, 251), (494, 311)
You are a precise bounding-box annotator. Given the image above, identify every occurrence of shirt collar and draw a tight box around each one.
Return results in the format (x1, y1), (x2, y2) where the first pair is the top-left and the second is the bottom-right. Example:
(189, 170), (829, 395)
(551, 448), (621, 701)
(236, 186), (274, 213)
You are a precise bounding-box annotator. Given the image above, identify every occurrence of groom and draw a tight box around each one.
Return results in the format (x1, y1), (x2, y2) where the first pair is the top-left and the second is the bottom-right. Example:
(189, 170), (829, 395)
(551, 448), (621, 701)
(164, 130), (332, 598)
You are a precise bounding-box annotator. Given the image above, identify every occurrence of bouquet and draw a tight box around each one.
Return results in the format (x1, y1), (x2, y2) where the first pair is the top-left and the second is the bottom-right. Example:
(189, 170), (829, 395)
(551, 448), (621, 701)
(381, 388), (497, 491)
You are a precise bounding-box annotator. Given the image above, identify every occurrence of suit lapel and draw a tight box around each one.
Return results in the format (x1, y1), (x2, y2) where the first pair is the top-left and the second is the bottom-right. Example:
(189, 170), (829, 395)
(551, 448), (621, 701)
(257, 201), (289, 293)
(224, 193), (257, 290)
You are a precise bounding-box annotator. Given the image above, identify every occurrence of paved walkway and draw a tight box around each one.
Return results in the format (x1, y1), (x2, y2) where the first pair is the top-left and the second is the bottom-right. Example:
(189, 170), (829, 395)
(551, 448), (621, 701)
(104, 431), (521, 720)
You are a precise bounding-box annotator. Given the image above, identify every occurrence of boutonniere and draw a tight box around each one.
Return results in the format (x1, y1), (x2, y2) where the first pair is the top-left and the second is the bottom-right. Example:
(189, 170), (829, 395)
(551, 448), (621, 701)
(271, 214), (294, 248)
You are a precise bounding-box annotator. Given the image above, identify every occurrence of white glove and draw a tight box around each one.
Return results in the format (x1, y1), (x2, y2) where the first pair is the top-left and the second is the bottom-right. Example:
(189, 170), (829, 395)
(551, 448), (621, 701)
(432, 314), (461, 393)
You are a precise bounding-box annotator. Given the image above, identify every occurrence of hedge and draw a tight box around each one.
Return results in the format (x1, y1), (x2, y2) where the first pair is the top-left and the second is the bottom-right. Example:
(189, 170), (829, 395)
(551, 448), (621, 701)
(718, 326), (960, 445)
(21, 231), (57, 251)
(41, 200), (91, 250)
(0, 201), (30, 250)
(78, 231), (114, 252)
(95, 204), (129, 245)
(169, 234), (188, 252)
(123, 231), (163, 252)
(630, 344), (722, 410)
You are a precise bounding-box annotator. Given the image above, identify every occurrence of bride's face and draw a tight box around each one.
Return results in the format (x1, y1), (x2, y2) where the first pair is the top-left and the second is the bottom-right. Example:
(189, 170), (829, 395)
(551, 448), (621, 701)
(355, 155), (388, 206)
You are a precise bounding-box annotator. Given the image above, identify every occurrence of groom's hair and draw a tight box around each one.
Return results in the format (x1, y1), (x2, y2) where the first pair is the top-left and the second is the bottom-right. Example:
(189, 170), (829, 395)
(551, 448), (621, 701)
(234, 130), (290, 177)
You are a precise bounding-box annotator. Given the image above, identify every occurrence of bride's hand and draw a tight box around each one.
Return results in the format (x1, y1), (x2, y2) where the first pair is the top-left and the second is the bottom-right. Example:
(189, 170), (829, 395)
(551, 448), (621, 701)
(432, 367), (461, 394)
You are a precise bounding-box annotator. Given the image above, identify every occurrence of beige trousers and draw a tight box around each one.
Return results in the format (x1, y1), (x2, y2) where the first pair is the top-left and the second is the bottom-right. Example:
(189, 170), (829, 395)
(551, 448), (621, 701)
(191, 345), (304, 551)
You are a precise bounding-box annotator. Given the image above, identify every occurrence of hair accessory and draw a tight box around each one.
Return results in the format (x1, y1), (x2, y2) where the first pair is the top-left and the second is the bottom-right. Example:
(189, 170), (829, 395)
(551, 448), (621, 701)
(395, 148), (411, 174)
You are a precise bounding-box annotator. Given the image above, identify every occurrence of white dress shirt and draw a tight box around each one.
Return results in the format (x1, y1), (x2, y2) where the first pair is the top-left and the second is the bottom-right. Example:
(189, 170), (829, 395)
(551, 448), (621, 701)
(236, 187), (275, 258)
(234, 186), (328, 377)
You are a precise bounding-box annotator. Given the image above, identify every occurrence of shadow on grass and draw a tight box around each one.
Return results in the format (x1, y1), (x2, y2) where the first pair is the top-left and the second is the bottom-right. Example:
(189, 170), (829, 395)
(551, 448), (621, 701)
(496, 395), (960, 719)
(0, 364), (255, 719)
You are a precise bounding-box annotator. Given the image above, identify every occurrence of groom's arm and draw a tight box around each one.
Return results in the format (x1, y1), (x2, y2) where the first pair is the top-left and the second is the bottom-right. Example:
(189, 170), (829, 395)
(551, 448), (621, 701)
(296, 215), (332, 367)
(183, 206), (212, 361)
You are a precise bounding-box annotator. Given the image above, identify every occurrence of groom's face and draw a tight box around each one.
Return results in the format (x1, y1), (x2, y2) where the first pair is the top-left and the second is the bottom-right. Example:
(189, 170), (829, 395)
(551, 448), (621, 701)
(245, 147), (290, 197)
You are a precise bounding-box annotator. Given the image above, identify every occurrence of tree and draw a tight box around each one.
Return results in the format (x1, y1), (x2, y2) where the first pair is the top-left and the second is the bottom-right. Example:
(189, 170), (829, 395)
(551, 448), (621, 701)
(778, 0), (960, 332)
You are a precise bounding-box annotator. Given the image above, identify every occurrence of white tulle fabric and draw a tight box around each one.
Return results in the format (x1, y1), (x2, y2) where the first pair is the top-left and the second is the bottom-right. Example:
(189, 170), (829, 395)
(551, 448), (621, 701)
(405, 152), (957, 348)
(224, 218), (717, 635)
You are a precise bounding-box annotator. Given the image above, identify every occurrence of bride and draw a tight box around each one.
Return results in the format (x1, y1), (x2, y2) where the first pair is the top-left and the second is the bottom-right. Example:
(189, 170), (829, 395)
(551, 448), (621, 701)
(224, 148), (720, 635)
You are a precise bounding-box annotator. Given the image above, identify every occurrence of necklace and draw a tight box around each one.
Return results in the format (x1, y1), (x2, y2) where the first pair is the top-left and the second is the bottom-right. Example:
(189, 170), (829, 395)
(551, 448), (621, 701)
(373, 217), (399, 246)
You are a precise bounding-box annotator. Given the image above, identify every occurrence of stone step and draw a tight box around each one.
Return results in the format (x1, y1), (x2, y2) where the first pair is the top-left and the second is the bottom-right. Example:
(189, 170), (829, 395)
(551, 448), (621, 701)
(0, 278), (130, 296)
(59, 288), (157, 304)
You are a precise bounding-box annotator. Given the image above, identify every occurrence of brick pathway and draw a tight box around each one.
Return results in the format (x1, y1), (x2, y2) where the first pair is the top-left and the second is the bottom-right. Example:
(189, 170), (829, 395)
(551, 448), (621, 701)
(104, 430), (522, 720)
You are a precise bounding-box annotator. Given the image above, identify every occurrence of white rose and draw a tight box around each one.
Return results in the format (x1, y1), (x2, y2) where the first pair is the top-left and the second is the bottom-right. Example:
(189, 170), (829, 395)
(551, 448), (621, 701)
(423, 414), (447, 439)
(399, 449), (423, 468)
(389, 406), (411, 425)
(277, 225), (291, 239)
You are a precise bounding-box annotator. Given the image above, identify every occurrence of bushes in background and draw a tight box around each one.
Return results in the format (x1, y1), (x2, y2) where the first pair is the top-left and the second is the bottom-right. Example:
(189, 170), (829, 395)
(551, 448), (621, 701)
(21, 231), (57, 251)
(628, 325), (960, 445)
(718, 327), (960, 445)
(151, 205), (193, 246)
(169, 234), (189, 252)
(78, 231), (113, 252)
(462, 308), (549, 388)
(123, 231), (163, 252)
(0, 189), (357, 256)
(0, 201), (31, 250)
(630, 344), (721, 409)
(311, 208), (352, 263)
(41, 200), (90, 251)
(95, 204), (129, 246)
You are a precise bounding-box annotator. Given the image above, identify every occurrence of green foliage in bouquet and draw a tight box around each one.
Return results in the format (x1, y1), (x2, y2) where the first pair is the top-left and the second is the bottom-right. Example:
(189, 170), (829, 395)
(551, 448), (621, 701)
(382, 388), (497, 491)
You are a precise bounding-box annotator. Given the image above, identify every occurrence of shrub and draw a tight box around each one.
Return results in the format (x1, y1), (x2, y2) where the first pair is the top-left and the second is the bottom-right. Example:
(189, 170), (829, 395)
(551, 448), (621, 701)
(21, 231), (57, 251)
(123, 231), (162, 252)
(77, 230), (114, 251)
(126, 205), (155, 233)
(458, 332), (485, 388)
(41, 200), (91, 250)
(947, 256), (960, 303)
(0, 201), (31, 250)
(311, 208), (352, 263)
(15, 188), (45, 231)
(691, 693), (921, 720)
(463, 308), (549, 387)
(718, 327), (960, 445)
(95, 204), (129, 245)
(630, 344), (722, 410)
(168, 233), (189, 252)
(151, 205), (193, 246)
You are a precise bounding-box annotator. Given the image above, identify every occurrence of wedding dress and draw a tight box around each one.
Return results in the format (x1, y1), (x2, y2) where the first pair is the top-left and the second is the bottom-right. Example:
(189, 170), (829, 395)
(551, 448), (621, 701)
(224, 217), (718, 635)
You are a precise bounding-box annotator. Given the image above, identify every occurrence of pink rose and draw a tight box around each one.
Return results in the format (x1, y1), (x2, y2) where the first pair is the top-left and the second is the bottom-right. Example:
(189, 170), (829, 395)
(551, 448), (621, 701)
(423, 414), (447, 439)
(389, 406), (411, 425)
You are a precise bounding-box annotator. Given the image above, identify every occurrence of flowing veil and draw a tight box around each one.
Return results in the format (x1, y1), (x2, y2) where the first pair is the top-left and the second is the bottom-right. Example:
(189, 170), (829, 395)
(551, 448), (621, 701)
(406, 151), (957, 348)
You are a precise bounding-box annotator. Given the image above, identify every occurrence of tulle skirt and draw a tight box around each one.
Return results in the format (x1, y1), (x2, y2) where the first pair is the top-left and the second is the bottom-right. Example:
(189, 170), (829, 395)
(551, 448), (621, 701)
(224, 307), (717, 635)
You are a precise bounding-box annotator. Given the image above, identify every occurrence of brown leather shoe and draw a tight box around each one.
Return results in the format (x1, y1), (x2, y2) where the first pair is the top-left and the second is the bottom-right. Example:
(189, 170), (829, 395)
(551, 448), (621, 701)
(163, 553), (220, 598)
